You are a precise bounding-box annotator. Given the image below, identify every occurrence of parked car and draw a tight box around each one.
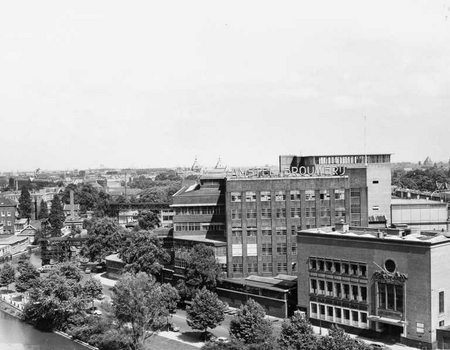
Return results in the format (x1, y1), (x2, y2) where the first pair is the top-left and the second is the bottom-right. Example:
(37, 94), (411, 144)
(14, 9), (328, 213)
(369, 343), (391, 350)
(168, 324), (180, 332)
(215, 337), (230, 343)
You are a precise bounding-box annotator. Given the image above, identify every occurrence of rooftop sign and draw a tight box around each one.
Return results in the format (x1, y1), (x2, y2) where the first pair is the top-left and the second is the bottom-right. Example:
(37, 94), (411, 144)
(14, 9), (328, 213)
(227, 165), (346, 179)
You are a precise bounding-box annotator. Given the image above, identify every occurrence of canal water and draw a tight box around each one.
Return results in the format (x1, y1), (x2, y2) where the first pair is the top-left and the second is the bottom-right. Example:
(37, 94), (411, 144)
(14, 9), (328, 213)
(0, 312), (88, 350)
(0, 251), (88, 350)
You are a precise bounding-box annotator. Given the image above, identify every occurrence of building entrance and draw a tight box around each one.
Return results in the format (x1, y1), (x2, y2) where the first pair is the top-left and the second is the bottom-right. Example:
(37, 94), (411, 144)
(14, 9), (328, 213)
(378, 322), (403, 343)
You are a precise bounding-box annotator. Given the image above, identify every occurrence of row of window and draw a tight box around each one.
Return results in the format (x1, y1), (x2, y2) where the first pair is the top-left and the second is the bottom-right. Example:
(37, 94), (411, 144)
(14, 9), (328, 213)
(232, 207), (347, 220)
(232, 226), (298, 236)
(231, 189), (346, 202)
(232, 243), (296, 256)
(232, 262), (296, 274)
(309, 257), (367, 277)
(310, 279), (367, 302)
(174, 222), (225, 232)
(0, 220), (12, 226)
(310, 302), (369, 329)
(262, 242), (297, 255)
(175, 206), (224, 215)
(0, 211), (12, 217)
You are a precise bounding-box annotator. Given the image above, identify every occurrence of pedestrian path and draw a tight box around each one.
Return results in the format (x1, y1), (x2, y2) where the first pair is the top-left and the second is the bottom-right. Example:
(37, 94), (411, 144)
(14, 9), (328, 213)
(158, 331), (203, 348)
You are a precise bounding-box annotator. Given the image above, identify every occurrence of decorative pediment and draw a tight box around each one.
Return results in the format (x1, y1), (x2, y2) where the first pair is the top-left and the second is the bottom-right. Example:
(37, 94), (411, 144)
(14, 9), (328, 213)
(373, 270), (408, 284)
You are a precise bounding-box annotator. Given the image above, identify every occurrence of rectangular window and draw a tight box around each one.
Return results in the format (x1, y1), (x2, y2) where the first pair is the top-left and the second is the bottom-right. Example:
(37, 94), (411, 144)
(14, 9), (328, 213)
(231, 192), (242, 202)
(372, 180), (379, 184)
(335, 189), (345, 200)
(276, 208), (286, 218)
(305, 190), (315, 201)
(260, 191), (271, 201)
(292, 243), (297, 255)
(277, 262), (287, 273)
(290, 190), (301, 201)
(343, 284), (350, 299)
(247, 263), (258, 273)
(319, 280), (325, 295)
(232, 263), (243, 273)
(246, 227), (257, 236)
(291, 226), (297, 236)
(372, 205), (379, 211)
(276, 227), (287, 236)
(305, 208), (316, 218)
(7, 221), (11, 226)
(440, 291), (445, 314)
(327, 282), (333, 296)
(310, 258), (317, 270)
(310, 279), (318, 294)
(231, 209), (242, 219)
(246, 191), (256, 202)
(232, 228), (242, 237)
(319, 190), (330, 200)
(335, 283), (342, 298)
(262, 262), (272, 273)
(262, 243), (272, 256)
(343, 309), (350, 321)
(0, 211), (4, 217)
(232, 244), (242, 256)
(262, 228), (272, 236)
(361, 286), (367, 302)
(291, 207), (301, 218)
(6, 212), (11, 217)
(261, 208), (272, 219)
(276, 243), (287, 255)
(320, 208), (331, 217)
(275, 191), (286, 201)
(246, 209), (257, 219)
(352, 285), (359, 301)
(334, 262), (341, 274)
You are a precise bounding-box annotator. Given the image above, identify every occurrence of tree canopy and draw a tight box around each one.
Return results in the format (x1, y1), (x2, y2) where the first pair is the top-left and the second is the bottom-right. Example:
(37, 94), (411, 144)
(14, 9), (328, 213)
(111, 272), (170, 350)
(229, 299), (274, 345)
(38, 199), (49, 220)
(186, 287), (227, 337)
(84, 217), (124, 262)
(0, 263), (16, 290)
(278, 313), (318, 350)
(48, 194), (65, 235)
(136, 210), (160, 231)
(118, 230), (170, 275)
(15, 256), (40, 293)
(18, 186), (33, 219)
(179, 244), (223, 298)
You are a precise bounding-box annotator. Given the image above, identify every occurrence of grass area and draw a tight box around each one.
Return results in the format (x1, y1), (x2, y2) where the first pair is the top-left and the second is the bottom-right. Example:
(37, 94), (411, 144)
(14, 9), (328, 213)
(147, 335), (199, 350)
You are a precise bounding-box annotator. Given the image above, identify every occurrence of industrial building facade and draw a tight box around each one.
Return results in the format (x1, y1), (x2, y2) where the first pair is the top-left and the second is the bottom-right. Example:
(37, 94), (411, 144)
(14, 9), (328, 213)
(171, 153), (391, 279)
(296, 224), (450, 349)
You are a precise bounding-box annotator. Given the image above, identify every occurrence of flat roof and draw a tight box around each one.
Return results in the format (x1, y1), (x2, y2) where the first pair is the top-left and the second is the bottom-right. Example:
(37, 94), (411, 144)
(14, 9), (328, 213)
(173, 234), (226, 245)
(0, 235), (29, 245)
(299, 226), (450, 245)
(391, 199), (446, 206)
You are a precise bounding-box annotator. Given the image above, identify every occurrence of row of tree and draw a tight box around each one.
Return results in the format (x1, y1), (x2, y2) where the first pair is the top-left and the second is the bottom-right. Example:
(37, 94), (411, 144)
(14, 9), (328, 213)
(392, 167), (450, 192)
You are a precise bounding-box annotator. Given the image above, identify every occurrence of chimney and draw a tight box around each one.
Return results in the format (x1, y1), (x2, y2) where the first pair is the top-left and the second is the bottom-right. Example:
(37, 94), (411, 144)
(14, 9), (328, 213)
(70, 190), (75, 218)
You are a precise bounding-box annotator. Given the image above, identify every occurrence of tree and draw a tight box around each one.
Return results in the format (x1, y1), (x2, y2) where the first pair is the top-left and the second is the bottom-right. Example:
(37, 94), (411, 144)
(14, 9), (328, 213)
(48, 194), (65, 235)
(22, 272), (85, 331)
(0, 263), (16, 291)
(136, 210), (160, 230)
(15, 257), (40, 293)
(38, 199), (49, 220)
(317, 325), (371, 350)
(160, 283), (180, 328)
(84, 218), (124, 262)
(278, 313), (318, 350)
(83, 277), (103, 307)
(229, 299), (274, 345)
(18, 186), (32, 219)
(180, 244), (223, 298)
(49, 262), (82, 282)
(118, 230), (170, 275)
(111, 272), (169, 350)
(186, 287), (227, 339)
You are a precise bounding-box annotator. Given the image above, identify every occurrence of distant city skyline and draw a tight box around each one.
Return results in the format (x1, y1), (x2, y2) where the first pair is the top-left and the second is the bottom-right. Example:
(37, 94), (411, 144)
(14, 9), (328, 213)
(1, 0), (449, 171)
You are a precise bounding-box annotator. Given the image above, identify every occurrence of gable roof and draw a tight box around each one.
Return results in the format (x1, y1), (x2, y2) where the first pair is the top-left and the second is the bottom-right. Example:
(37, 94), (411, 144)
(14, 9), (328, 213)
(0, 197), (17, 207)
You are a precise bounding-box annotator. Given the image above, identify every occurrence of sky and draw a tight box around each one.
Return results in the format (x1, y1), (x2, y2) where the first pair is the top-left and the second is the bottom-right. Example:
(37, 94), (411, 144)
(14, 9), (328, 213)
(1, 0), (450, 171)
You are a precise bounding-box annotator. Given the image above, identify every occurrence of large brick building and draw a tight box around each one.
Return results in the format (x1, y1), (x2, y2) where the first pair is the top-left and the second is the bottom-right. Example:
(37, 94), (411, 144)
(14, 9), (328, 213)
(171, 153), (391, 279)
(0, 196), (17, 234)
(296, 223), (450, 349)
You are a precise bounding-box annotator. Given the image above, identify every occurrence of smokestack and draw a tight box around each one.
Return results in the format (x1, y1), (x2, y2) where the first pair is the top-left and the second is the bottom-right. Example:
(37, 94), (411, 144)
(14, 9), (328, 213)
(70, 190), (75, 218)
